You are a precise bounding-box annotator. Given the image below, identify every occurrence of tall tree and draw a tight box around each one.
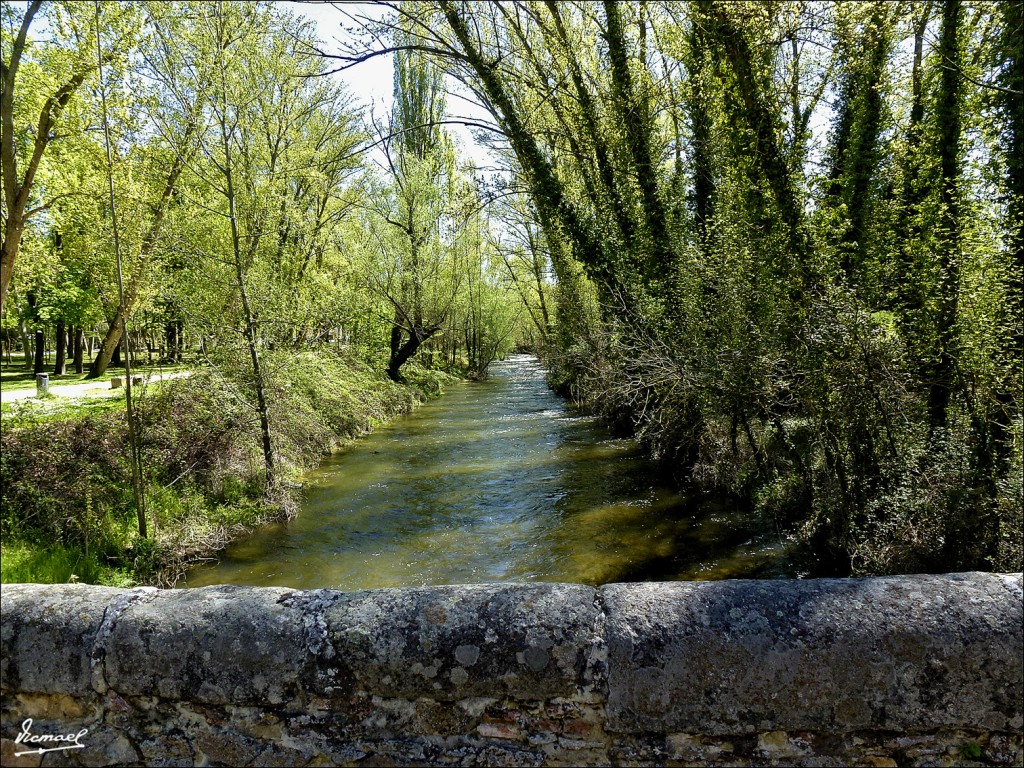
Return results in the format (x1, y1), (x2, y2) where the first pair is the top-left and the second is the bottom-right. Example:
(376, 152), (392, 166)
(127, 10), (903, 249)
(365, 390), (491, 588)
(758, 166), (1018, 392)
(87, 123), (196, 379)
(824, 2), (894, 284)
(928, 0), (965, 430)
(997, 0), (1023, 368)
(1, 1), (131, 316)
(373, 16), (463, 381)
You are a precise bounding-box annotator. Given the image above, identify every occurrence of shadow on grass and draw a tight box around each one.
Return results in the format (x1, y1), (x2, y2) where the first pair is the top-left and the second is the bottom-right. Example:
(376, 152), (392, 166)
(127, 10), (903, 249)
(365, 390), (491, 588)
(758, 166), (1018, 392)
(0, 538), (134, 587)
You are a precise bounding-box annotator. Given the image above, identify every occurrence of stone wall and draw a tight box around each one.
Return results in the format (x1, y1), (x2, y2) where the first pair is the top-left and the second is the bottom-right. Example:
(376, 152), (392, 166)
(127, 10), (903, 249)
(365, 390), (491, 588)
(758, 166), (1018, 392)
(1, 573), (1021, 767)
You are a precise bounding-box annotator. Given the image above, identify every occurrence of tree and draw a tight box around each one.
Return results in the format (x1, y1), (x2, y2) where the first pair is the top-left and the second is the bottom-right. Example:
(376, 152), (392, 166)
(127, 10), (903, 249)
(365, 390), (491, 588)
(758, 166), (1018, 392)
(370, 19), (465, 381)
(146, 1), (364, 498)
(1, 1), (133, 316)
(87, 125), (196, 378)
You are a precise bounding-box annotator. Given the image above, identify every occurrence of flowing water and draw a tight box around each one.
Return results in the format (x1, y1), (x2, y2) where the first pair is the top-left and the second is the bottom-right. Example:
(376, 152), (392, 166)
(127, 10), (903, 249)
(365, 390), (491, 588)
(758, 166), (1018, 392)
(184, 355), (799, 590)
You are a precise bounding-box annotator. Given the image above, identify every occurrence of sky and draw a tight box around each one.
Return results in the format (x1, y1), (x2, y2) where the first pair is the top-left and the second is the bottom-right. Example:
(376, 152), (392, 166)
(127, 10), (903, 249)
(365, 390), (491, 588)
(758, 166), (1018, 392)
(283, 2), (393, 114)
(281, 1), (495, 168)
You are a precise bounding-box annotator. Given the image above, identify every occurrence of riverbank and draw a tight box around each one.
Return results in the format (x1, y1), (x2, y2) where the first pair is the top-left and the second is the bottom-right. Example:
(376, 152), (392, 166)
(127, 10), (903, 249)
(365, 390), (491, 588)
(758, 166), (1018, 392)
(541, 344), (1024, 578)
(184, 354), (800, 591)
(0, 349), (460, 587)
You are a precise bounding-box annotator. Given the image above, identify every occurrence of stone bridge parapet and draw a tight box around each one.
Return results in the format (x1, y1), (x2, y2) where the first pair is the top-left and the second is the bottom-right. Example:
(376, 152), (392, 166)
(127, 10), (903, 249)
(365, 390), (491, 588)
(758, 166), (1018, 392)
(1, 573), (1021, 766)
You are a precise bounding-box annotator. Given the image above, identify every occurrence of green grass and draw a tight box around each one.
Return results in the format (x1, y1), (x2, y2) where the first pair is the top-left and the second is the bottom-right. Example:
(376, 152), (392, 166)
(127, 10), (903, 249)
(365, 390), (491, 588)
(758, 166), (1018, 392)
(0, 538), (135, 587)
(1, 394), (126, 421)
(0, 361), (190, 392)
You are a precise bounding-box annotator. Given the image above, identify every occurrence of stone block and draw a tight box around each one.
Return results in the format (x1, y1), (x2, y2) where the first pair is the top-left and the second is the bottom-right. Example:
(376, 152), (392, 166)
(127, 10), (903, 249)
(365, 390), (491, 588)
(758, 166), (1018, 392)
(0, 584), (120, 694)
(602, 573), (1024, 735)
(323, 583), (599, 701)
(102, 585), (320, 706)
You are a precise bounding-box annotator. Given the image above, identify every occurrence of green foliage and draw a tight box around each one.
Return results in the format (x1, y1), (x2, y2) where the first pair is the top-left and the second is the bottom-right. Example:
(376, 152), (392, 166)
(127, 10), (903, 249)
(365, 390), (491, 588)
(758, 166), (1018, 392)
(1, 348), (459, 585)
(4, 0), (1019, 583)
(400, 0), (1023, 575)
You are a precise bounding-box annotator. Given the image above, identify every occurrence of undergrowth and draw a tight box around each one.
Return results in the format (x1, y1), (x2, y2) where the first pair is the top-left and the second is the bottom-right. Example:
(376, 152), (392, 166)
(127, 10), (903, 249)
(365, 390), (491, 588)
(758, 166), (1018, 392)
(1, 348), (460, 586)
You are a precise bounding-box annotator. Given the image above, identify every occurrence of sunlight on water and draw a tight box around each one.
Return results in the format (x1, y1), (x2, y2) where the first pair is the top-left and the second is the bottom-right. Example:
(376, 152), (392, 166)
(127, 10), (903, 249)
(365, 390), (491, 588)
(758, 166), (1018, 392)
(183, 355), (799, 590)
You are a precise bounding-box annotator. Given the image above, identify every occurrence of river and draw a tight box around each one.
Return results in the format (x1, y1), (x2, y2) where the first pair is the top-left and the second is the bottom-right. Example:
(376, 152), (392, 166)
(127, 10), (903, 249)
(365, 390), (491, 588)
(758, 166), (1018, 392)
(183, 354), (799, 590)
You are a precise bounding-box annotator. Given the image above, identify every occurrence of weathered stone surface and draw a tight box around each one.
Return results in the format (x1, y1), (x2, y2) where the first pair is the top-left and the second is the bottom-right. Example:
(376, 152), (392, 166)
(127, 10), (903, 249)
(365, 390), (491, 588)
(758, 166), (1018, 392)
(0, 584), (121, 694)
(102, 585), (318, 706)
(323, 583), (599, 700)
(1, 575), (1021, 766)
(1, 737), (43, 768)
(998, 572), (1023, 603)
(602, 572), (1024, 735)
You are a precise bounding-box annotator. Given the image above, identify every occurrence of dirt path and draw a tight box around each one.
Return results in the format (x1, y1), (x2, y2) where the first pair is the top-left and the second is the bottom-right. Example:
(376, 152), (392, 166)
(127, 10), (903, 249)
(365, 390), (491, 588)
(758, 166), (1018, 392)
(1, 370), (192, 402)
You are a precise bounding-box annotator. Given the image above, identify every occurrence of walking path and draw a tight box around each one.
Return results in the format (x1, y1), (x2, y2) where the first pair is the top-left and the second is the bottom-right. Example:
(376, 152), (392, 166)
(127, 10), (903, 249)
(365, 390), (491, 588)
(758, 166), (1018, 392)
(0, 370), (191, 402)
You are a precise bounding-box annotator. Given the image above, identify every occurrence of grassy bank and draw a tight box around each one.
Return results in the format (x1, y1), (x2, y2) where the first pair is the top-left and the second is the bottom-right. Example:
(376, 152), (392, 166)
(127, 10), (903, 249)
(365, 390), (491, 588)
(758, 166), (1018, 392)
(1, 349), (459, 586)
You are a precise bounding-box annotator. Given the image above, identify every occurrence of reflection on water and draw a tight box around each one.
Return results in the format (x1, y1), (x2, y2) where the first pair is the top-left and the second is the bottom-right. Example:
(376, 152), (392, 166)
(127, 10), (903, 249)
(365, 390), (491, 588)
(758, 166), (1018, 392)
(183, 354), (799, 590)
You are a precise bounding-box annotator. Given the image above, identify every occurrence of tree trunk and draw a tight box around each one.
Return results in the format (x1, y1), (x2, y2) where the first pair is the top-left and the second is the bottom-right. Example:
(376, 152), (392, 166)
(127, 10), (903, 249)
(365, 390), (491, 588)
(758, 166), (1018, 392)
(890, 3), (932, 318)
(20, 323), (32, 367)
(90, 316), (120, 376)
(1, 0), (88, 317)
(997, 0), (1023, 369)
(388, 322), (439, 382)
(33, 329), (44, 374)
(991, 0), (1024, 478)
(86, 125), (192, 380)
(542, 1), (635, 256)
(928, 0), (964, 430)
(388, 331), (426, 382)
(699, 2), (809, 278)
(389, 310), (403, 365)
(438, 1), (613, 297)
(827, 6), (891, 283)
(688, 20), (716, 273)
(73, 326), (84, 374)
(604, 0), (672, 281)
(215, 14), (275, 499)
(164, 320), (182, 362)
(53, 319), (66, 375)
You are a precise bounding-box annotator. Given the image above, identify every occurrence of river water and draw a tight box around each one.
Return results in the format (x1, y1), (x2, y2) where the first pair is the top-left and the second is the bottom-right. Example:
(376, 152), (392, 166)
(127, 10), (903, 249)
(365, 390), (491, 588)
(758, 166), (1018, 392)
(184, 355), (798, 590)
